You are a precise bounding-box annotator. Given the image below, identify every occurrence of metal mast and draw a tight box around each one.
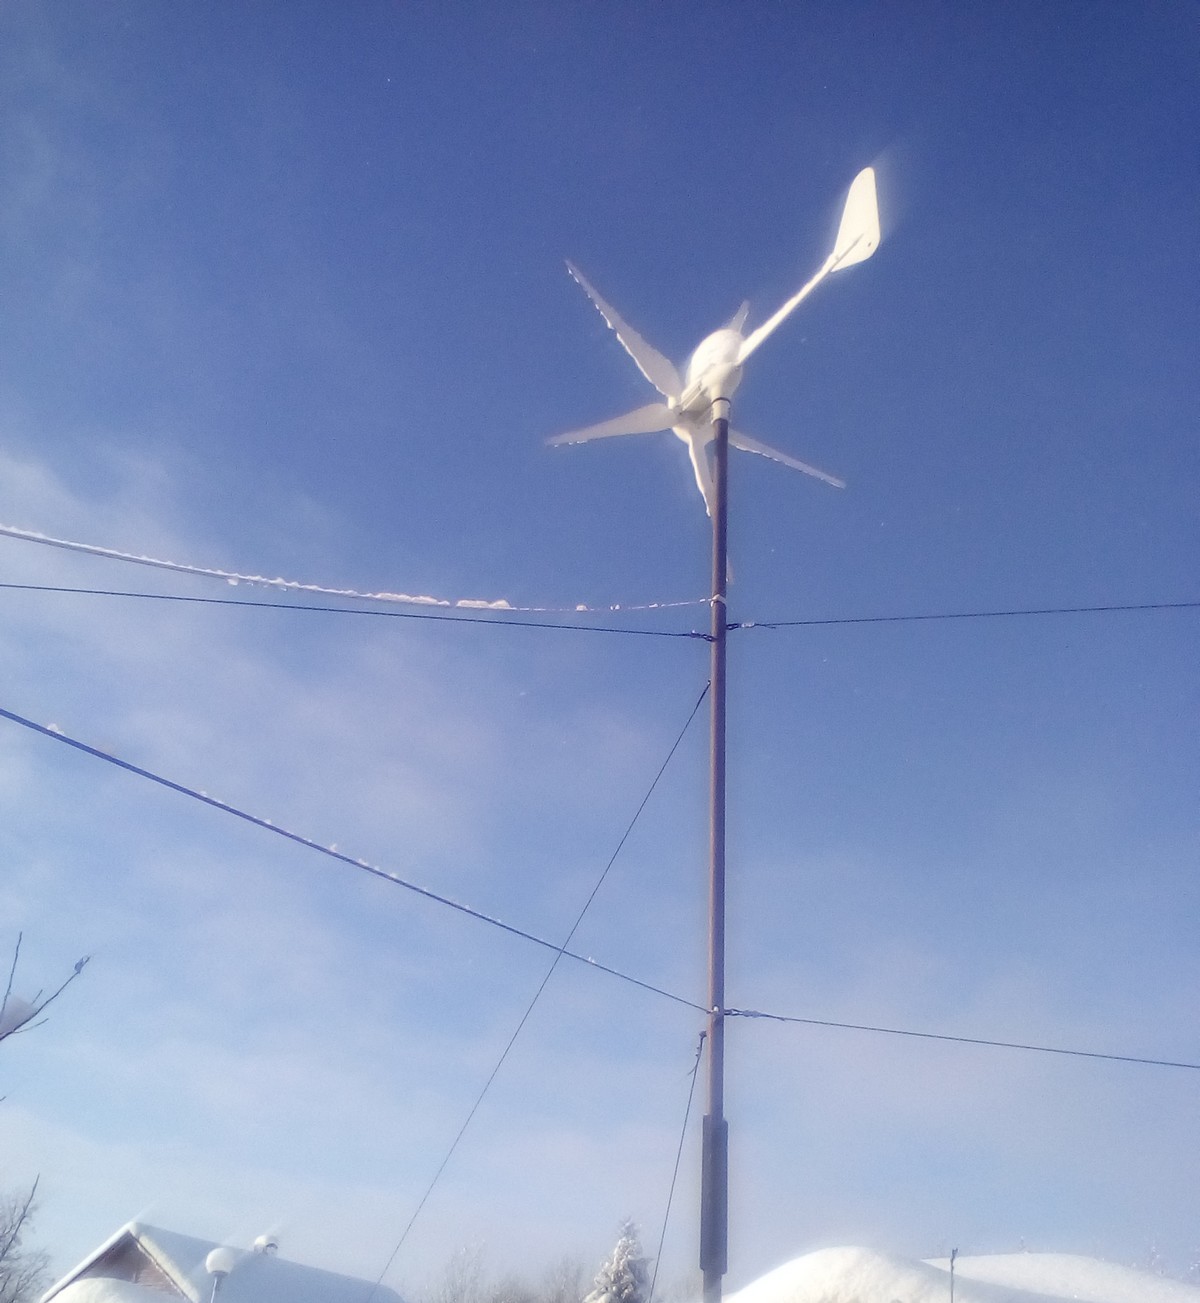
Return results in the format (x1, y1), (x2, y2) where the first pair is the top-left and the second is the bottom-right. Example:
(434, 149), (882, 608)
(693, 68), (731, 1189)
(549, 167), (880, 1303)
(694, 168), (879, 1301)
(700, 397), (731, 1303)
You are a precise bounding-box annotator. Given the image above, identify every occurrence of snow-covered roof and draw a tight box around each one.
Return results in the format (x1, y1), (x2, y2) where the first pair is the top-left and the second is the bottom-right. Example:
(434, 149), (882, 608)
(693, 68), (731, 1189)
(727, 1248), (1200, 1303)
(41, 1222), (404, 1303)
(39, 1283), (165, 1303)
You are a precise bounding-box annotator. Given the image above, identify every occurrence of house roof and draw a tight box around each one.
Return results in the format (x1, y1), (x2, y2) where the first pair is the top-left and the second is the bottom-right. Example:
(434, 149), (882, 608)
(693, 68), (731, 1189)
(40, 1284), (165, 1303)
(41, 1222), (404, 1303)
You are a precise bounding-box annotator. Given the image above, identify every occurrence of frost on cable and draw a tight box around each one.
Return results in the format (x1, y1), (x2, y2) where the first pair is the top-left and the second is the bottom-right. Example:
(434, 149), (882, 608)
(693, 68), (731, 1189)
(0, 522), (703, 615)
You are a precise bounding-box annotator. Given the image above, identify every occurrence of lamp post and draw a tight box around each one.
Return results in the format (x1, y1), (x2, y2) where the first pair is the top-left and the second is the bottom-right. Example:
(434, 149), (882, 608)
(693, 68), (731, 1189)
(205, 1246), (238, 1303)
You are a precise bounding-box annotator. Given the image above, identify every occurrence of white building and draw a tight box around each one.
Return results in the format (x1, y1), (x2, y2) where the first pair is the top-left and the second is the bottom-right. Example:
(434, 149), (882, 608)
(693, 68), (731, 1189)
(40, 1222), (405, 1303)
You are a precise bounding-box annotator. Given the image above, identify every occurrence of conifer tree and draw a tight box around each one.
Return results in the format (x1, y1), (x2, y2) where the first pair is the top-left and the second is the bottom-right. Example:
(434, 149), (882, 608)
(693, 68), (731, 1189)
(584, 1221), (651, 1303)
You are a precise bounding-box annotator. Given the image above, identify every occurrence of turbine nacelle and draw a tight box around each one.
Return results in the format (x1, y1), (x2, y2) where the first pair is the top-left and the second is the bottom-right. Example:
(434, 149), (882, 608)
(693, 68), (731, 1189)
(680, 328), (745, 410)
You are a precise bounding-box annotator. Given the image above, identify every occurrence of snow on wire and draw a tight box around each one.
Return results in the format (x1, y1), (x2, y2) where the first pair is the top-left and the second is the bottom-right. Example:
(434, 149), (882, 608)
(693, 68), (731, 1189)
(0, 522), (708, 616)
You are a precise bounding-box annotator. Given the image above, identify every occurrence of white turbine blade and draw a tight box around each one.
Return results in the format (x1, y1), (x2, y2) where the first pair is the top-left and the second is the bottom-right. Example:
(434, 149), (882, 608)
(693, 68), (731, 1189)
(737, 167), (881, 366)
(566, 262), (682, 399)
(548, 402), (675, 446)
(830, 166), (880, 271)
(726, 300), (750, 332)
(729, 428), (845, 489)
(684, 431), (716, 517)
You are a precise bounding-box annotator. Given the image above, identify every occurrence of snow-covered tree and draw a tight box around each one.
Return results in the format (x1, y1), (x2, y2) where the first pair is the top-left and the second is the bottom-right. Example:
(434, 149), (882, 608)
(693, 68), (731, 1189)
(432, 1244), (487, 1303)
(584, 1222), (651, 1303)
(0, 935), (88, 1302)
(0, 1180), (49, 1303)
(540, 1255), (588, 1303)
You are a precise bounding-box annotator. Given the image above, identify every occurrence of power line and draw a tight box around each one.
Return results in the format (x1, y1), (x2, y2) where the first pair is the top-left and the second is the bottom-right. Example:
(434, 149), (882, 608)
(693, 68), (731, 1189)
(0, 522), (708, 618)
(0, 582), (707, 640)
(649, 1031), (706, 1303)
(724, 1007), (1200, 1071)
(5, 581), (1196, 638)
(739, 599), (1200, 631)
(0, 703), (705, 1014)
(366, 683), (710, 1297)
(2, 707), (1193, 1076)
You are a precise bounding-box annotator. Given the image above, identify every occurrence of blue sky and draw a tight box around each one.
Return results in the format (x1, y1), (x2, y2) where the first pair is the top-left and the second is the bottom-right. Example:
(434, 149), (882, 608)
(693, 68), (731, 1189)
(1, 0), (1196, 1294)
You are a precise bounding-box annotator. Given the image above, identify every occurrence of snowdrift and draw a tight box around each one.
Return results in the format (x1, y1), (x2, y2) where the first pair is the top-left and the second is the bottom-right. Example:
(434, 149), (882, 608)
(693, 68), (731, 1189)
(940, 1255), (1200, 1303)
(727, 1248), (1200, 1303)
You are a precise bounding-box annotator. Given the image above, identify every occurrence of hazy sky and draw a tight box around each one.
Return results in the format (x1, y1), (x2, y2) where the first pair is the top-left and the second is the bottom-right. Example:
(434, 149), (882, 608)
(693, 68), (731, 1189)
(1, 1), (1196, 1296)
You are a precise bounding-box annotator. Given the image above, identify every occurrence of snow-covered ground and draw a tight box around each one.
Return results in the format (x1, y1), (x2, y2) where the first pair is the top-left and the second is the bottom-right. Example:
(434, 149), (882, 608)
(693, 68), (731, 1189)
(728, 1249), (1200, 1303)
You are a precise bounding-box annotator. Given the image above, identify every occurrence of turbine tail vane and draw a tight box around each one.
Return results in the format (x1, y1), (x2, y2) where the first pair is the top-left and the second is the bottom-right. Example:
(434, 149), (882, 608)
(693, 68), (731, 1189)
(830, 166), (880, 270)
(736, 166), (880, 365)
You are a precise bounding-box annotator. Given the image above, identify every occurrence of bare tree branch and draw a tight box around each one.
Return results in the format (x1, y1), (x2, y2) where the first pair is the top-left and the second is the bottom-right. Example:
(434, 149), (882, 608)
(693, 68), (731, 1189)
(0, 936), (19, 1028)
(0, 939), (90, 1044)
(0, 1179), (48, 1303)
(0, 1181), (36, 1266)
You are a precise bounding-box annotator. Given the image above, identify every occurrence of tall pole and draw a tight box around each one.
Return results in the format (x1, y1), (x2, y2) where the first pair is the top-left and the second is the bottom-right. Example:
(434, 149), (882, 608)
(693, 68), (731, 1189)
(701, 396), (731, 1303)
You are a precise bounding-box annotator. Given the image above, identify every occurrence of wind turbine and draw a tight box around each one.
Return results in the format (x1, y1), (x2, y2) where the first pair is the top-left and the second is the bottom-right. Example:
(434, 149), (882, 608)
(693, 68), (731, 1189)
(551, 166), (880, 515)
(553, 168), (881, 1303)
